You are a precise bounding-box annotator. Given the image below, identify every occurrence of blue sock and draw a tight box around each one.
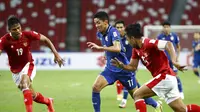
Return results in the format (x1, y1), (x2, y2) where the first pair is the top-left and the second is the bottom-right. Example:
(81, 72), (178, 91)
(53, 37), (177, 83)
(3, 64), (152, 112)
(144, 98), (158, 108)
(176, 76), (183, 92)
(194, 71), (200, 77)
(92, 92), (100, 112)
(123, 88), (128, 100)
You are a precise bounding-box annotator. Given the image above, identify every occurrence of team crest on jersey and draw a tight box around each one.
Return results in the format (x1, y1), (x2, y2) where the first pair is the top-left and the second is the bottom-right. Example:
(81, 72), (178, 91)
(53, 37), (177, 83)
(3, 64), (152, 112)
(11, 45), (14, 48)
(23, 42), (28, 47)
(170, 36), (174, 40)
(105, 36), (108, 41)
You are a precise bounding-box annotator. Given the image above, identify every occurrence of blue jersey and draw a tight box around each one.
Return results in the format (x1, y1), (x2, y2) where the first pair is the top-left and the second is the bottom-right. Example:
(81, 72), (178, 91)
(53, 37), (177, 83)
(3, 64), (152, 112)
(192, 41), (200, 61)
(97, 25), (129, 72)
(157, 32), (180, 61)
(121, 36), (133, 61)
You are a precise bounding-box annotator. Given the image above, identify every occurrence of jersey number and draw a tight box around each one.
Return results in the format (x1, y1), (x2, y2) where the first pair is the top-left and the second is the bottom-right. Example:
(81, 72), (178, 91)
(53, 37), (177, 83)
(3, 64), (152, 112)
(16, 48), (23, 56)
(127, 79), (134, 87)
(141, 56), (148, 64)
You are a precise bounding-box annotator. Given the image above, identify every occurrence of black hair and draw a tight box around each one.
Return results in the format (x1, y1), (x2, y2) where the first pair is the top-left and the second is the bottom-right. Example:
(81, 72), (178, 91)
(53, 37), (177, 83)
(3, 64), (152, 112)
(125, 23), (143, 39)
(162, 21), (171, 26)
(7, 15), (20, 30)
(114, 20), (125, 27)
(93, 11), (109, 23)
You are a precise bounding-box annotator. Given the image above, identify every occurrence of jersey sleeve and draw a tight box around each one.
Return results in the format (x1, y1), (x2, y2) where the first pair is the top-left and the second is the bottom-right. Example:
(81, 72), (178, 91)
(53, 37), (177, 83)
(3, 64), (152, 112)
(147, 39), (167, 51)
(131, 48), (139, 59)
(174, 34), (180, 45)
(24, 31), (41, 41)
(111, 29), (120, 42)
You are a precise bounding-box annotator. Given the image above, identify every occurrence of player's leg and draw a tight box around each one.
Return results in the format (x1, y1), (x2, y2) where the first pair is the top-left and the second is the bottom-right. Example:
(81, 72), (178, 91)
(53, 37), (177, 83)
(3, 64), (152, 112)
(29, 84), (54, 112)
(171, 61), (184, 99)
(133, 85), (156, 112)
(92, 69), (115, 112)
(176, 75), (184, 99)
(116, 80), (123, 101)
(192, 61), (200, 83)
(167, 96), (200, 112)
(18, 74), (33, 112)
(118, 87), (128, 108)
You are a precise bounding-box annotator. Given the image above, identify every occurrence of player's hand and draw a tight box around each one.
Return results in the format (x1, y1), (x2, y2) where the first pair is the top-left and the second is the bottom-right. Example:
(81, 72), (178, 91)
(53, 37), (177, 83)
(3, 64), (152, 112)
(54, 54), (65, 67)
(111, 57), (124, 68)
(174, 63), (187, 72)
(87, 42), (103, 50)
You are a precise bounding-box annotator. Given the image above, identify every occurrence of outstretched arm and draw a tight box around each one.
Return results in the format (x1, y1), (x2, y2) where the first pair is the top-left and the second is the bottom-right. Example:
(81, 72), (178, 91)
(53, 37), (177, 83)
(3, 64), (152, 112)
(165, 41), (186, 71)
(40, 34), (64, 67)
(111, 58), (139, 71)
(87, 40), (121, 52)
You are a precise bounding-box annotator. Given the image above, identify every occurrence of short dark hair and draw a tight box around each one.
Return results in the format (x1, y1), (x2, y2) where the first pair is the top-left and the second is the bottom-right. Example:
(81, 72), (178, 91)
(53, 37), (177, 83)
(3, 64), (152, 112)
(114, 20), (125, 27)
(162, 21), (171, 26)
(125, 23), (143, 38)
(7, 15), (20, 30)
(93, 11), (109, 23)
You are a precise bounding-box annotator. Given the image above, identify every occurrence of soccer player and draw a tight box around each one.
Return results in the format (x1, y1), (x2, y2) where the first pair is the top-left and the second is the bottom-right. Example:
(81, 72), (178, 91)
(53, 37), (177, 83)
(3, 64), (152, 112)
(87, 11), (162, 112)
(111, 23), (200, 112)
(114, 20), (145, 108)
(0, 16), (64, 112)
(187, 32), (200, 83)
(157, 21), (184, 99)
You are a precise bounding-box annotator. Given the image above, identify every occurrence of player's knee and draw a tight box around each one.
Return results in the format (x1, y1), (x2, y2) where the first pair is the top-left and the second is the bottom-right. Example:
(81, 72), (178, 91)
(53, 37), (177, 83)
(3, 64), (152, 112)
(133, 90), (142, 100)
(92, 84), (101, 92)
(19, 83), (29, 90)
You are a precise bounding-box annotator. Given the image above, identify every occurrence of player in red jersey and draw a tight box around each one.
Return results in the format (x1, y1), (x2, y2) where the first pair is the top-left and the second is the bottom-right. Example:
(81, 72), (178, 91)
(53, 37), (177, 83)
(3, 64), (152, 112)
(0, 16), (64, 112)
(111, 23), (200, 112)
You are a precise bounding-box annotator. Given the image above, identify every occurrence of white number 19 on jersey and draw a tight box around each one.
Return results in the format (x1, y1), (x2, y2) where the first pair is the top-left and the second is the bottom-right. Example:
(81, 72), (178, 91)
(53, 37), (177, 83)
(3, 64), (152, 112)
(16, 48), (23, 56)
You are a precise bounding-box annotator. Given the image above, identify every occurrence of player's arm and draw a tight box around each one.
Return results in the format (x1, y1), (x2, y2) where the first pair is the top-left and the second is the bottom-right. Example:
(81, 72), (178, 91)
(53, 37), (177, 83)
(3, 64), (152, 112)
(87, 40), (121, 53)
(102, 40), (121, 52)
(40, 34), (64, 67)
(111, 57), (139, 71)
(164, 41), (186, 71)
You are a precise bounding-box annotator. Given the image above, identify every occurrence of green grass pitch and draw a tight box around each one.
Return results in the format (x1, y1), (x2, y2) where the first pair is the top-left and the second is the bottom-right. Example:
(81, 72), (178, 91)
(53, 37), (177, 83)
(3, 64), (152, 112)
(0, 70), (200, 112)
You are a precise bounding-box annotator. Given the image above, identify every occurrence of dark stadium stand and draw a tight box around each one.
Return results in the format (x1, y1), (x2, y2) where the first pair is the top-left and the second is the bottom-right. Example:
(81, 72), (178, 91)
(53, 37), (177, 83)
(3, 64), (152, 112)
(0, 0), (67, 51)
(80, 0), (173, 51)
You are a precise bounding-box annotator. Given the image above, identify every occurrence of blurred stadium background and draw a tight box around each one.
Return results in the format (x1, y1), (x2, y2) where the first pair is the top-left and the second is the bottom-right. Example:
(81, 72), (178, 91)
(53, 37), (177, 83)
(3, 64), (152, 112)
(0, 0), (200, 112)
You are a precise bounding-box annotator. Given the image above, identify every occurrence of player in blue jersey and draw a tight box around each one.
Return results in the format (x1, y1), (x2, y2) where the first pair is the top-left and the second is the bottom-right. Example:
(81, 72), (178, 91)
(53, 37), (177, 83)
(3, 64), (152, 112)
(87, 11), (162, 112)
(114, 20), (144, 108)
(188, 32), (200, 83)
(157, 21), (184, 99)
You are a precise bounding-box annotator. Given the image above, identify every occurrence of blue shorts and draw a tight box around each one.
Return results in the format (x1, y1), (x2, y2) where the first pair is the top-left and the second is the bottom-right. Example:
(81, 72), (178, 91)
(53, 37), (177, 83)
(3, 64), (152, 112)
(100, 68), (137, 90)
(193, 60), (200, 68)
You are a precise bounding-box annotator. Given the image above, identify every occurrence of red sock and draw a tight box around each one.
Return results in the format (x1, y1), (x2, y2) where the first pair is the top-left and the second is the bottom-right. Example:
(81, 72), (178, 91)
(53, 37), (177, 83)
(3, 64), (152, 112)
(23, 89), (33, 112)
(34, 92), (50, 105)
(135, 99), (146, 112)
(187, 104), (200, 112)
(116, 80), (123, 95)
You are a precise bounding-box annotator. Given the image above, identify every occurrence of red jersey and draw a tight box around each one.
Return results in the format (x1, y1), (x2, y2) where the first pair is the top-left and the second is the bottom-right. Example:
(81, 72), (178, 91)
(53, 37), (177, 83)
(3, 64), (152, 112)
(0, 31), (40, 73)
(132, 38), (175, 77)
